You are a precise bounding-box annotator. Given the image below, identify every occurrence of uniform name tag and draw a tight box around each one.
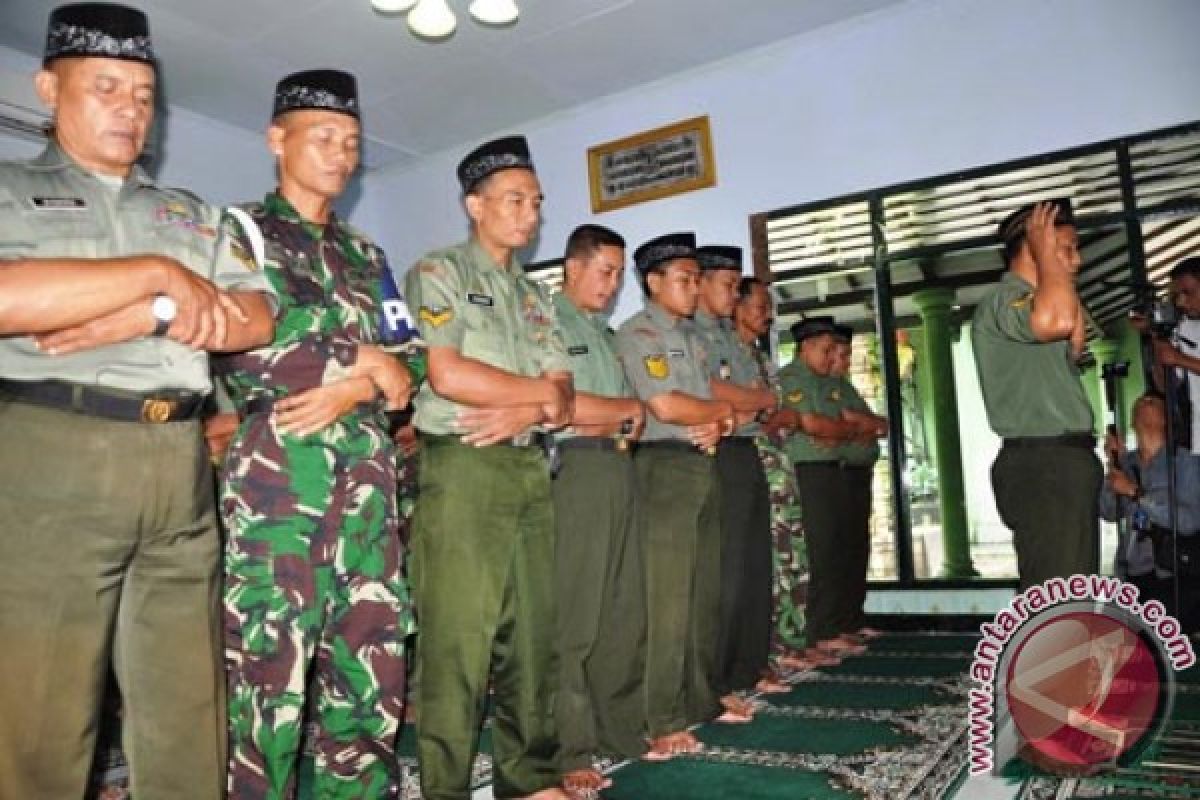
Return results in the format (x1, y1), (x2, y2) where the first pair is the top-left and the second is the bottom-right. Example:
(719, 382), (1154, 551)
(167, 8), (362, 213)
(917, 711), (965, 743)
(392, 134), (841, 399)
(29, 196), (87, 211)
(568, 345), (589, 356)
(668, 348), (685, 358)
(468, 293), (494, 307)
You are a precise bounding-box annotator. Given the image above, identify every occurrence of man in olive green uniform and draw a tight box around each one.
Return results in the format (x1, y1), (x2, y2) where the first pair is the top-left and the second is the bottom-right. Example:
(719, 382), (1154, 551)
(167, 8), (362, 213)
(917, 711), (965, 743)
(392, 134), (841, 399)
(0, 5), (276, 798)
(830, 325), (886, 640)
(552, 224), (648, 793)
(777, 318), (864, 656)
(404, 135), (573, 800)
(972, 199), (1100, 589)
(615, 232), (736, 761)
(693, 245), (782, 703)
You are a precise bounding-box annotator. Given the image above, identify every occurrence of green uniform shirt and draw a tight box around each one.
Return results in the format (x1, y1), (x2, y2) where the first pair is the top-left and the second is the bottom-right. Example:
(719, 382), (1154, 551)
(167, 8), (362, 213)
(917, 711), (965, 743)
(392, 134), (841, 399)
(615, 302), (711, 442)
(971, 272), (1093, 437)
(834, 375), (881, 465)
(778, 358), (845, 463)
(405, 238), (568, 435)
(552, 292), (633, 441)
(0, 143), (273, 393)
(692, 309), (762, 436)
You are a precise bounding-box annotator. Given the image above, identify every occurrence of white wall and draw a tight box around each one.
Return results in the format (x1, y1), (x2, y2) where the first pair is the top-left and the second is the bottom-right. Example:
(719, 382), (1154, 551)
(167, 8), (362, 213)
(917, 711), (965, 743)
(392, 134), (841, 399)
(357, 0), (1200, 322)
(0, 44), (271, 207)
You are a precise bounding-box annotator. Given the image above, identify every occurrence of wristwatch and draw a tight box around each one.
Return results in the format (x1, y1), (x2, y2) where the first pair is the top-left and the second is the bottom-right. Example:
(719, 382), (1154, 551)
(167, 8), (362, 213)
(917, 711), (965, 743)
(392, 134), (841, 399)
(151, 293), (177, 336)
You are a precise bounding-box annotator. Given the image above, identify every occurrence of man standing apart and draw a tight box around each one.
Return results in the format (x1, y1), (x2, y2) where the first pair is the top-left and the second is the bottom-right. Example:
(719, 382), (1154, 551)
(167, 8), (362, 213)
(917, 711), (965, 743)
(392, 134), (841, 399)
(829, 325), (886, 641)
(0, 5), (275, 798)
(552, 224), (648, 793)
(972, 200), (1100, 588)
(405, 135), (574, 800)
(615, 233), (736, 760)
(218, 69), (416, 799)
(693, 245), (784, 705)
(777, 318), (864, 658)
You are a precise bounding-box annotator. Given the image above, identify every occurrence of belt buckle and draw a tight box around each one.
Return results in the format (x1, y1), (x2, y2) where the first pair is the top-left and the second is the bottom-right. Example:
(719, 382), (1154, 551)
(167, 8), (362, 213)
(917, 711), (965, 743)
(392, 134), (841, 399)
(141, 397), (176, 423)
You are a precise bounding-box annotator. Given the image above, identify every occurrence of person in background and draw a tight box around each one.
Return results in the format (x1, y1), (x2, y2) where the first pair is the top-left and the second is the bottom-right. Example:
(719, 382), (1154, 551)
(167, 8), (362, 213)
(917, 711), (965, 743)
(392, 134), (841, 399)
(1099, 392), (1200, 631)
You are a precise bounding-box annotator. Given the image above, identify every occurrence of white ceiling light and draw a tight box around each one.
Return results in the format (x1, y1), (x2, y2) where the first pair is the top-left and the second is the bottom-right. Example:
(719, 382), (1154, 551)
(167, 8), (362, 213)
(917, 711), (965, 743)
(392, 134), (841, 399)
(408, 0), (457, 37)
(371, 0), (418, 12)
(468, 0), (518, 26)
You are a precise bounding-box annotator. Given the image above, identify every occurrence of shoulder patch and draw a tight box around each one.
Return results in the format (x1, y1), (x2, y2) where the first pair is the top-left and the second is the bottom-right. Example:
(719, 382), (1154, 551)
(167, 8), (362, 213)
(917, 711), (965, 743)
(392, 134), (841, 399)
(787, 389), (805, 405)
(644, 355), (670, 380)
(419, 305), (454, 328)
(829, 387), (842, 402)
(1010, 291), (1033, 309)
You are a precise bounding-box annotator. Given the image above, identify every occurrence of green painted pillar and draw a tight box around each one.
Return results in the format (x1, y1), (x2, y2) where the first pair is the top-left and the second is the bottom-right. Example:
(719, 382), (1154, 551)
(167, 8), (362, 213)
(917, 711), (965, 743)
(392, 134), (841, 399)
(912, 287), (978, 578)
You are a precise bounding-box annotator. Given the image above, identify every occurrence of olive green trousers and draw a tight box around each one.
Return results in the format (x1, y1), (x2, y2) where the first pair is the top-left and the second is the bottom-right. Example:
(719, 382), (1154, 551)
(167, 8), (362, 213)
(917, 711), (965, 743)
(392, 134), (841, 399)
(0, 400), (225, 800)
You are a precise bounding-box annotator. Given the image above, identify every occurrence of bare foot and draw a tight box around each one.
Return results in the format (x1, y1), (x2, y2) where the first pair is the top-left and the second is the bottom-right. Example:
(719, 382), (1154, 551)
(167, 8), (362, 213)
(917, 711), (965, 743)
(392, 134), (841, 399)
(756, 674), (790, 694)
(562, 768), (612, 794)
(717, 693), (754, 723)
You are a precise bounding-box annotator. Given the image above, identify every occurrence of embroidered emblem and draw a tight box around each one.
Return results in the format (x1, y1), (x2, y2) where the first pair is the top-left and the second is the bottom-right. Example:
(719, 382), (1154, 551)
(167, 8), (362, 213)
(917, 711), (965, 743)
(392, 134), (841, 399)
(1010, 292), (1033, 309)
(787, 390), (805, 405)
(644, 355), (669, 379)
(419, 306), (454, 328)
(155, 203), (216, 237)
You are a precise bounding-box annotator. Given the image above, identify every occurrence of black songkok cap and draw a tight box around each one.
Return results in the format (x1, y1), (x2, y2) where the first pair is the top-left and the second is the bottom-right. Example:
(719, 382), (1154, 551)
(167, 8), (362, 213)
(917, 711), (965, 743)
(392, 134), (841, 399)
(44, 3), (154, 66)
(457, 135), (535, 193)
(790, 315), (839, 343)
(273, 69), (360, 120)
(997, 197), (1076, 244)
(832, 324), (854, 343)
(696, 245), (743, 272)
(634, 232), (697, 274)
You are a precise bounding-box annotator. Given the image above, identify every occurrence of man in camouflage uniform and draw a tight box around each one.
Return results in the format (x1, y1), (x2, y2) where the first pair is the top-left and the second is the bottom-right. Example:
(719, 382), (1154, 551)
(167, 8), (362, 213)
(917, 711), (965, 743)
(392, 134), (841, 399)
(0, 5), (275, 798)
(692, 246), (784, 702)
(551, 224), (647, 793)
(615, 232), (736, 760)
(404, 135), (573, 800)
(730, 279), (817, 669)
(216, 69), (416, 799)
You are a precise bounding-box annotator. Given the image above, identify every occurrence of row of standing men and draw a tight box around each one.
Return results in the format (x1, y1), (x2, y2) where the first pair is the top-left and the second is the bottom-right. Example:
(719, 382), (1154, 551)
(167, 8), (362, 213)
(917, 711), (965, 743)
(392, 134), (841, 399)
(0, 4), (886, 800)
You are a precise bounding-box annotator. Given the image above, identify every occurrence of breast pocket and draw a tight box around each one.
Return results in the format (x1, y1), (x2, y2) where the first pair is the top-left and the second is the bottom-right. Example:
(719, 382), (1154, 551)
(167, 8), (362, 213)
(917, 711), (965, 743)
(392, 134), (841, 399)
(462, 301), (507, 367)
(3, 209), (108, 257)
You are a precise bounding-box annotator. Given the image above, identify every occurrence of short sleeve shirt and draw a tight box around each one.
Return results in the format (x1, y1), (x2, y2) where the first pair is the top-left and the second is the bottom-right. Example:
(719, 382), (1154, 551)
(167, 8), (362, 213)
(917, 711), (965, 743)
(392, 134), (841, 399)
(970, 271), (1093, 437)
(553, 292), (632, 441)
(405, 238), (567, 435)
(692, 309), (764, 436)
(0, 143), (273, 392)
(834, 375), (881, 465)
(615, 302), (711, 442)
(778, 358), (843, 463)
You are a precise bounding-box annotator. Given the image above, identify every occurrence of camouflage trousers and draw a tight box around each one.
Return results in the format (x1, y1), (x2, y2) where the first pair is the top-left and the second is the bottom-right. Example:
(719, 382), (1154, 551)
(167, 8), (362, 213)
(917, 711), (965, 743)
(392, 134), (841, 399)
(753, 435), (809, 654)
(221, 416), (415, 800)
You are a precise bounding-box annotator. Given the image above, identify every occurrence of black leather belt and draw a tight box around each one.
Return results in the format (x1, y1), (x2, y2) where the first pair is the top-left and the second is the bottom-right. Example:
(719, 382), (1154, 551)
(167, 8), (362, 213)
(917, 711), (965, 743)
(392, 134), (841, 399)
(639, 440), (705, 455)
(1003, 432), (1095, 449)
(719, 436), (757, 449)
(0, 378), (205, 424)
(559, 436), (629, 453)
